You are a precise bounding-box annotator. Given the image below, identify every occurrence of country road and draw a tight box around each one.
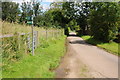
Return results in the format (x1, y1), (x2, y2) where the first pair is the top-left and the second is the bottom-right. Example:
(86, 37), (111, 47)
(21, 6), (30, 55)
(55, 32), (119, 78)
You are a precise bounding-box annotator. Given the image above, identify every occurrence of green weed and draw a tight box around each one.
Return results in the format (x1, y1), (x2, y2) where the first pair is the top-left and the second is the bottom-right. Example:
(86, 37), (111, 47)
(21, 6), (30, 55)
(3, 36), (66, 78)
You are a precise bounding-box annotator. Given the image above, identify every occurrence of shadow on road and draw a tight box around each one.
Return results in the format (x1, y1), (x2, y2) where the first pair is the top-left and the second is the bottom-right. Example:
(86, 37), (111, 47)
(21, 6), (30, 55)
(68, 39), (93, 46)
(68, 32), (94, 46)
(69, 40), (86, 44)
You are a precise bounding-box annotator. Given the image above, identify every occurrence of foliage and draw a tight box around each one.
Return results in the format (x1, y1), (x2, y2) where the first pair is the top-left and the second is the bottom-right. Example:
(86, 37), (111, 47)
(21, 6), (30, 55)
(75, 2), (91, 35)
(88, 2), (119, 42)
(20, 1), (41, 25)
(33, 2), (42, 26)
(20, 2), (32, 23)
(3, 36), (66, 78)
(66, 19), (78, 31)
(2, 2), (19, 22)
(50, 2), (63, 9)
(62, 2), (75, 20)
(44, 8), (67, 28)
(64, 27), (69, 36)
(2, 21), (64, 76)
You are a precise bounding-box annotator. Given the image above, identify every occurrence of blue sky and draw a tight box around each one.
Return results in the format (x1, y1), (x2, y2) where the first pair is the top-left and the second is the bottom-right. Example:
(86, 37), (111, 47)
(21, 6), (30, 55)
(41, 2), (51, 11)
(12, 0), (98, 11)
(12, 0), (52, 11)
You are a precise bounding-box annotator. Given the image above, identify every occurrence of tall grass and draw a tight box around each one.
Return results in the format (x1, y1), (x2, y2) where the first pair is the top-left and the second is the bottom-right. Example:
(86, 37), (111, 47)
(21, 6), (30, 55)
(0, 20), (2, 78)
(3, 36), (66, 78)
(1, 21), (64, 41)
(1, 21), (63, 35)
(2, 32), (31, 77)
(1, 21), (64, 78)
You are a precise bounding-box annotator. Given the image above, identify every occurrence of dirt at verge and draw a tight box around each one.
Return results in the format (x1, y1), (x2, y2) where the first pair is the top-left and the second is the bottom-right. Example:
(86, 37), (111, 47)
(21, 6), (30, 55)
(54, 38), (92, 78)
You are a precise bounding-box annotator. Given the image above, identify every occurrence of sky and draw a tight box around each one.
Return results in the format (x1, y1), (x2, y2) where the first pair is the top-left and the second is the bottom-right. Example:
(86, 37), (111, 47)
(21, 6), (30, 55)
(12, 0), (76, 11)
(11, 0), (119, 11)
(12, 0), (53, 11)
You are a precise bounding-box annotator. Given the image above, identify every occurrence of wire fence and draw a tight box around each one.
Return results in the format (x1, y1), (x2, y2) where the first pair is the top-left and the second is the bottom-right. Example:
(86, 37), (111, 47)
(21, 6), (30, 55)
(1, 28), (64, 67)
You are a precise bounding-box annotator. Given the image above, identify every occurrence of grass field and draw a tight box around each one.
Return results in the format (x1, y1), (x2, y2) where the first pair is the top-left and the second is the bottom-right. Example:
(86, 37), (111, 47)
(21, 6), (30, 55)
(3, 36), (66, 78)
(81, 36), (119, 56)
(1, 21), (63, 37)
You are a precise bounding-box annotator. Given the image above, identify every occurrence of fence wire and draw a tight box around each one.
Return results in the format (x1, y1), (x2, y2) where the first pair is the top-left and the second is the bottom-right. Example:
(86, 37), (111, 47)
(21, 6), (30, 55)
(1, 28), (64, 67)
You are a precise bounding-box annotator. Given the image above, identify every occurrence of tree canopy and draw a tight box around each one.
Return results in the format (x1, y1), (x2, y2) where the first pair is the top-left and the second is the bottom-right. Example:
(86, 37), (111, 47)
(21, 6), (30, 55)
(1, 1), (120, 42)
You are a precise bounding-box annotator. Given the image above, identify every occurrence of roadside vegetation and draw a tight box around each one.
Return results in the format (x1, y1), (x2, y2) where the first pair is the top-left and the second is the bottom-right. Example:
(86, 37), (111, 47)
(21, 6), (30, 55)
(1, 20), (64, 78)
(1, 0), (120, 78)
(2, 21), (61, 35)
(59, 2), (120, 56)
(81, 36), (119, 56)
(1, 1), (66, 78)
(3, 36), (66, 78)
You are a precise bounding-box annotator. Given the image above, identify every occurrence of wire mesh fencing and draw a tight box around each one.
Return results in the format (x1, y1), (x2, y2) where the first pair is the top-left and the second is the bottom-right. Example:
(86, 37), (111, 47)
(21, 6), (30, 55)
(1, 28), (64, 67)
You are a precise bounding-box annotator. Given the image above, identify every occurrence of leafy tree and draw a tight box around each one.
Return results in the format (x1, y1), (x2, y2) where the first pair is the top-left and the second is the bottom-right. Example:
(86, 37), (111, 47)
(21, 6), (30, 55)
(62, 2), (92, 34)
(50, 9), (65, 27)
(75, 2), (92, 35)
(33, 2), (42, 26)
(20, 2), (32, 23)
(20, 1), (41, 25)
(62, 2), (75, 21)
(50, 2), (63, 9)
(42, 2), (69, 28)
(66, 19), (78, 31)
(2, 2), (19, 22)
(89, 2), (119, 42)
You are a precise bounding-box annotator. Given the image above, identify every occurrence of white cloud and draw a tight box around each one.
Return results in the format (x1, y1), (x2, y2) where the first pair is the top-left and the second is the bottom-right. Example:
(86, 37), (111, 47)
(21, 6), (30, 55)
(43, 0), (63, 2)
(12, 0), (50, 11)
(42, 3), (50, 10)
(12, 0), (32, 4)
(43, 0), (54, 2)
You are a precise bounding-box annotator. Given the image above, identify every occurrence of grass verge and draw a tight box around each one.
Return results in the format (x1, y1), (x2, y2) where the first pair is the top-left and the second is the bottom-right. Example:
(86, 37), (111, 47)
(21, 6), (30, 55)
(3, 36), (66, 78)
(81, 36), (119, 56)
